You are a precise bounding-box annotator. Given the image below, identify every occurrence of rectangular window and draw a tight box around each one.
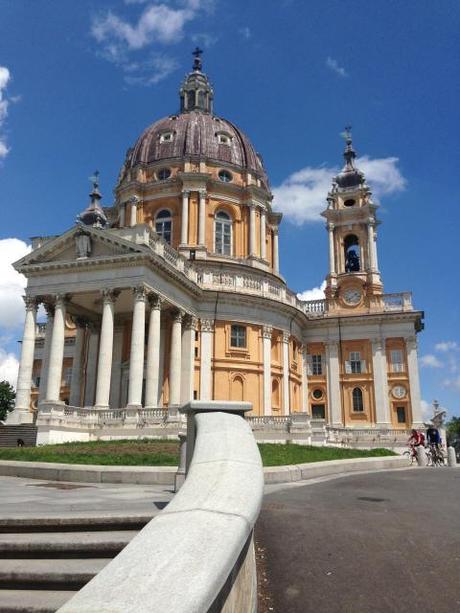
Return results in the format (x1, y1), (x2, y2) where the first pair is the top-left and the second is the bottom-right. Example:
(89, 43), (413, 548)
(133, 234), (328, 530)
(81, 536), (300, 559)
(311, 354), (322, 376)
(63, 367), (72, 386)
(396, 406), (406, 424)
(350, 351), (362, 374)
(390, 350), (404, 373)
(312, 404), (326, 419)
(230, 325), (246, 348)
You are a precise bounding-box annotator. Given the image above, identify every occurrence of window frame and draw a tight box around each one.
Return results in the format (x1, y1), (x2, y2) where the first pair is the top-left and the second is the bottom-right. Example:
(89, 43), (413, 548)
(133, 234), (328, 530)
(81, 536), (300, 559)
(159, 131), (174, 144)
(352, 387), (364, 412)
(155, 209), (173, 245)
(311, 354), (323, 376)
(214, 210), (233, 256)
(218, 169), (233, 183)
(390, 349), (404, 373)
(230, 324), (247, 349)
(350, 351), (362, 374)
(157, 167), (171, 181)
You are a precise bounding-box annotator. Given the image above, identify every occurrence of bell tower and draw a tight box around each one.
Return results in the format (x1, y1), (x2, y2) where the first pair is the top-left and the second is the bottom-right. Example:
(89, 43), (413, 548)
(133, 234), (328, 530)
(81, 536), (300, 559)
(321, 129), (383, 311)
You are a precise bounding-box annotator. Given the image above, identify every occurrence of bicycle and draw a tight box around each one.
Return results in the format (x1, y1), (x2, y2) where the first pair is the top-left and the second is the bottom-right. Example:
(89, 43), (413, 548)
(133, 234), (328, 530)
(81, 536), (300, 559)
(427, 444), (445, 467)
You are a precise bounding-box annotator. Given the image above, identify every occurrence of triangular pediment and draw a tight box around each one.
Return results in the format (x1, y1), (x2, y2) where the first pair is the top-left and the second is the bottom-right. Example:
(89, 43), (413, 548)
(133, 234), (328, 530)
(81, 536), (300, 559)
(15, 225), (147, 270)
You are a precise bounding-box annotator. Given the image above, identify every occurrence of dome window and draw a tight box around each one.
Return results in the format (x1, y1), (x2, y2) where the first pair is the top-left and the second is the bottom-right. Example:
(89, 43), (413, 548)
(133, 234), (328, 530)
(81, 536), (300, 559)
(217, 132), (232, 145)
(157, 168), (171, 181)
(344, 199), (356, 207)
(312, 389), (323, 400)
(218, 169), (233, 183)
(155, 209), (172, 245)
(160, 132), (174, 144)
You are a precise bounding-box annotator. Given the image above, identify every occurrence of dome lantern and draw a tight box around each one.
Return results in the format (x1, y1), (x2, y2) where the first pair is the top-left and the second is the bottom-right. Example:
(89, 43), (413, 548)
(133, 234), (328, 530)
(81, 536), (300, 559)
(77, 171), (108, 228)
(334, 126), (366, 190)
(179, 47), (214, 114)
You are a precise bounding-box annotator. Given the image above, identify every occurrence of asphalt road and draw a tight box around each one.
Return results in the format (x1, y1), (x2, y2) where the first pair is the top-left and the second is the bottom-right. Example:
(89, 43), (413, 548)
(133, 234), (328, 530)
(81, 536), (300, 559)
(256, 468), (460, 613)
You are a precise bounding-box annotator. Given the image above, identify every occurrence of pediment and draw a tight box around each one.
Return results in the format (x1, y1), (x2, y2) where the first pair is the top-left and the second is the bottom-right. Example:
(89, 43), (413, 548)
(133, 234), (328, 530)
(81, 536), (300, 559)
(15, 225), (146, 270)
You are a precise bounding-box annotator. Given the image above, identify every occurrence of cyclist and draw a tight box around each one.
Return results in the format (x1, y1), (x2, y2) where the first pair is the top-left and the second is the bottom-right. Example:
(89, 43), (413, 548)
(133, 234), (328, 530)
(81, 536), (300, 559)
(426, 424), (441, 448)
(407, 429), (424, 461)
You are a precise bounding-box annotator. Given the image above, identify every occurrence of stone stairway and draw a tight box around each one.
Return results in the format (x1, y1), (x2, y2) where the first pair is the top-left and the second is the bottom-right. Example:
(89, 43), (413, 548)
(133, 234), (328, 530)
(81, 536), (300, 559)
(0, 514), (152, 612)
(0, 425), (37, 448)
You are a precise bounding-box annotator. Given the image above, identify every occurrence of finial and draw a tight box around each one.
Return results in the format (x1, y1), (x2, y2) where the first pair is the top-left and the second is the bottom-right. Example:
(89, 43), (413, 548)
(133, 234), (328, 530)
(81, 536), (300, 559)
(341, 125), (356, 170)
(192, 46), (203, 71)
(89, 170), (100, 191)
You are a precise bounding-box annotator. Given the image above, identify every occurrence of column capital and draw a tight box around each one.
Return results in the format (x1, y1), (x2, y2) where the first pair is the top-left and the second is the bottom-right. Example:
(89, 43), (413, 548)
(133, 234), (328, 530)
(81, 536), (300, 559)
(23, 295), (39, 312)
(198, 189), (207, 198)
(262, 325), (273, 339)
(132, 286), (147, 302)
(405, 335), (418, 350)
(127, 195), (140, 205)
(272, 226), (279, 236)
(184, 314), (199, 330)
(54, 293), (71, 307)
(200, 318), (214, 332)
(101, 288), (121, 304)
(247, 201), (257, 211)
(371, 337), (385, 351)
(182, 189), (191, 197)
(172, 309), (183, 324)
(282, 330), (290, 344)
(148, 293), (162, 310)
(327, 222), (335, 231)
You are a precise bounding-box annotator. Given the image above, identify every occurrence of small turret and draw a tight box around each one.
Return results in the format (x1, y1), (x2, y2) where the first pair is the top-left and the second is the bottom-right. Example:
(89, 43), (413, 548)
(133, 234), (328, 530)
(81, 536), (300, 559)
(77, 171), (108, 228)
(334, 127), (366, 190)
(179, 48), (214, 114)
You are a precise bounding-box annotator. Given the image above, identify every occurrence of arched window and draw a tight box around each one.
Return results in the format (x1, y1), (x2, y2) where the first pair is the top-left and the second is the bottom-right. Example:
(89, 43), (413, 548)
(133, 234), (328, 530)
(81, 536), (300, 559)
(155, 209), (172, 244)
(157, 167), (171, 181)
(344, 234), (360, 272)
(352, 387), (364, 412)
(197, 90), (205, 108)
(215, 211), (232, 255)
(187, 90), (195, 109)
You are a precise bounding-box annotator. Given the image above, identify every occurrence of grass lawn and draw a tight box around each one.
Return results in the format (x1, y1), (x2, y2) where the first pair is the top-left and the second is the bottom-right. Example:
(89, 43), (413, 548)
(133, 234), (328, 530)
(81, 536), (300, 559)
(0, 439), (396, 467)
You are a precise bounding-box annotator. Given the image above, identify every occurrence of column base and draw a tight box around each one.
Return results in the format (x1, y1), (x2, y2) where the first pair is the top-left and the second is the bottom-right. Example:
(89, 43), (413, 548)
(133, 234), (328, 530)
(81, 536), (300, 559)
(6, 409), (34, 425)
(93, 405), (110, 411)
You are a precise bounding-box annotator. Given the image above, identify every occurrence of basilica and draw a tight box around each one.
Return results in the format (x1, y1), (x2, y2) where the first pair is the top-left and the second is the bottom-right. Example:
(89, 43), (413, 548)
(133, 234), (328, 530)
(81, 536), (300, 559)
(10, 51), (424, 442)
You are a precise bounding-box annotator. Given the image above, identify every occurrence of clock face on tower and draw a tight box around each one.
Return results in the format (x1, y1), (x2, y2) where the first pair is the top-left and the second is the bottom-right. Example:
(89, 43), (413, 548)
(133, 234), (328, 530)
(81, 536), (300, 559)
(343, 287), (362, 305)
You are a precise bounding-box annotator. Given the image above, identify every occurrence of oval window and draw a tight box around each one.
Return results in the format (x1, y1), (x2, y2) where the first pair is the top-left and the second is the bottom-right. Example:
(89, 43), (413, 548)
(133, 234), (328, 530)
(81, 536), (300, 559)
(312, 389), (323, 400)
(218, 169), (233, 183)
(344, 199), (356, 207)
(157, 168), (171, 181)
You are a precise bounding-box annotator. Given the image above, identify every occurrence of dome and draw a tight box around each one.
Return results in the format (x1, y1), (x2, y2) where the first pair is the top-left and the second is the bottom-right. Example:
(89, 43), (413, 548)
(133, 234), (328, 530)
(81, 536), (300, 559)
(334, 128), (365, 190)
(126, 111), (268, 184)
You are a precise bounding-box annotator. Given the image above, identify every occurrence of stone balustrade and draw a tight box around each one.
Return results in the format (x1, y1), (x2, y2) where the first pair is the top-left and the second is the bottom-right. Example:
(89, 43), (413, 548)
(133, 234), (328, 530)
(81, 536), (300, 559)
(58, 402), (264, 613)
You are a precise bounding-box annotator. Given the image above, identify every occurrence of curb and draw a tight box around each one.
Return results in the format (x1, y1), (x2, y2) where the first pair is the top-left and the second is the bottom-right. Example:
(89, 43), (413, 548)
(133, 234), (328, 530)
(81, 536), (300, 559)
(0, 455), (408, 486)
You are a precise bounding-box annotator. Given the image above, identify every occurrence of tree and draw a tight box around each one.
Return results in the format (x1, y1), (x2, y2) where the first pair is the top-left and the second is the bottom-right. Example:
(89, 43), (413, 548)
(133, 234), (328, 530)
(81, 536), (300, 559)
(0, 381), (15, 422)
(446, 416), (460, 444)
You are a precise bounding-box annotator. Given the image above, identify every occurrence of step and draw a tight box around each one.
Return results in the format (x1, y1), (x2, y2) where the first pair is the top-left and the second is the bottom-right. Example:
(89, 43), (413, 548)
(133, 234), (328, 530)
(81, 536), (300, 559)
(0, 513), (153, 533)
(0, 530), (138, 558)
(0, 558), (111, 590)
(0, 589), (77, 613)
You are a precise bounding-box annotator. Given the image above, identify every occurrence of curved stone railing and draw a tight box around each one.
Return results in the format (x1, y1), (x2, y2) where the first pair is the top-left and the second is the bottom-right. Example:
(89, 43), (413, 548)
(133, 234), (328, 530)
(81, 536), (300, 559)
(59, 403), (264, 613)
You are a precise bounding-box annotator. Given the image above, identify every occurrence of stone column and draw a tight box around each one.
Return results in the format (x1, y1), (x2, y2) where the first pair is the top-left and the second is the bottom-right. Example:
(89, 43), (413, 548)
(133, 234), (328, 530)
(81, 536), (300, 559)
(169, 311), (183, 407)
(128, 286), (147, 407)
(260, 208), (267, 260)
(145, 294), (162, 408)
(328, 223), (336, 275)
(129, 196), (139, 227)
(180, 190), (190, 245)
(273, 228), (279, 273)
(109, 326), (124, 408)
(38, 302), (54, 404)
(262, 326), (272, 416)
(84, 326), (99, 406)
(14, 296), (38, 412)
(45, 295), (67, 403)
(325, 340), (342, 426)
(69, 317), (87, 407)
(198, 189), (206, 246)
(371, 337), (391, 426)
(282, 331), (290, 415)
(95, 290), (119, 409)
(181, 315), (198, 404)
(119, 203), (126, 227)
(199, 319), (214, 401)
(368, 222), (376, 271)
(372, 228), (379, 271)
(249, 203), (256, 257)
(301, 345), (308, 413)
(406, 335), (423, 426)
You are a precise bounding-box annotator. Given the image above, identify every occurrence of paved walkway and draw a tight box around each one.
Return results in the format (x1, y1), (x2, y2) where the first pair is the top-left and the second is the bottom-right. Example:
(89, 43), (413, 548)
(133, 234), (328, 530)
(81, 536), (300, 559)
(256, 468), (460, 613)
(0, 476), (174, 517)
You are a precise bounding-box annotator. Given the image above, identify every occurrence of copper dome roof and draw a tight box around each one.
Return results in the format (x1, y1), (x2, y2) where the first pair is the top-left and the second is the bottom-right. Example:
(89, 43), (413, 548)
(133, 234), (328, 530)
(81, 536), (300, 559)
(126, 111), (268, 185)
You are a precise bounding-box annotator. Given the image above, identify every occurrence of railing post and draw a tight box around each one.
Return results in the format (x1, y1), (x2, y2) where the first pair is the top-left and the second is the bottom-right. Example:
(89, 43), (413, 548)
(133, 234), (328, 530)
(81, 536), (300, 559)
(447, 447), (457, 466)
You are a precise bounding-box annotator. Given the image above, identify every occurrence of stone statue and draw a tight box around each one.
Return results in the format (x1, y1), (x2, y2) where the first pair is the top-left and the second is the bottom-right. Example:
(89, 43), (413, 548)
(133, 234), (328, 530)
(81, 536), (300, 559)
(75, 230), (92, 259)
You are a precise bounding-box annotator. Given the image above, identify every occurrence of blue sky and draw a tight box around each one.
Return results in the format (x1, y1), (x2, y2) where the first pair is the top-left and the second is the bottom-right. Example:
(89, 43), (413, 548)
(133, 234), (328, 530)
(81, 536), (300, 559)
(0, 0), (458, 417)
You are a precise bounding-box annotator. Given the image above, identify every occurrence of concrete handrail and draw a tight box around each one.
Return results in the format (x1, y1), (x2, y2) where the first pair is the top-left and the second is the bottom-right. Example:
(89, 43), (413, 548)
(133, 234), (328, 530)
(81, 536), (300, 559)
(59, 409), (264, 613)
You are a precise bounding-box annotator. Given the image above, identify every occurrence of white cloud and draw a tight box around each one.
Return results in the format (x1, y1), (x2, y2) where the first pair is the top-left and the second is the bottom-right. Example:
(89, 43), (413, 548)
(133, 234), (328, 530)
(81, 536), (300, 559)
(0, 348), (19, 388)
(297, 280), (326, 302)
(191, 32), (218, 47)
(273, 156), (406, 225)
(239, 26), (251, 39)
(92, 2), (212, 85)
(0, 238), (31, 330)
(420, 354), (443, 368)
(0, 65), (11, 159)
(435, 341), (458, 352)
(420, 399), (433, 422)
(442, 376), (460, 392)
(326, 57), (348, 78)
